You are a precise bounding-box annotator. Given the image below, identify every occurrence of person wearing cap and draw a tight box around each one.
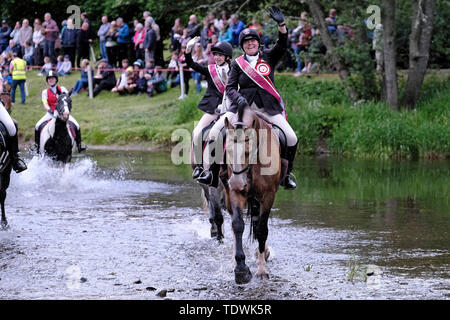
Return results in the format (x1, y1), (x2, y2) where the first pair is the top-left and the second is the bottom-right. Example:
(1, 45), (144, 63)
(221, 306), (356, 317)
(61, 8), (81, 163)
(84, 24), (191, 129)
(198, 6), (298, 190)
(93, 59), (117, 97)
(0, 21), (12, 53)
(9, 52), (27, 105)
(34, 70), (85, 153)
(184, 36), (233, 180)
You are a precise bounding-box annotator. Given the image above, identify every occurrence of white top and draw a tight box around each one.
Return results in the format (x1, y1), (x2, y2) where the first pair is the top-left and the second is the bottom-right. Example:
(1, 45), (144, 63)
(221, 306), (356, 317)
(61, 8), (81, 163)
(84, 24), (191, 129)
(245, 53), (259, 68)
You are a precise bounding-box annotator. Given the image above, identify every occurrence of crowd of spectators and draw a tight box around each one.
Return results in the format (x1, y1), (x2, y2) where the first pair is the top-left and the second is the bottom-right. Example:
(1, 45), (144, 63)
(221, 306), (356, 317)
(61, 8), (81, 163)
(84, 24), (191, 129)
(0, 7), (351, 99)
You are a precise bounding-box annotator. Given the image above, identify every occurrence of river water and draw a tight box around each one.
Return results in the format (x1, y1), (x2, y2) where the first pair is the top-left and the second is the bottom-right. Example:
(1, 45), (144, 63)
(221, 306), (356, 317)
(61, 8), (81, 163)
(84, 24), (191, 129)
(0, 150), (448, 299)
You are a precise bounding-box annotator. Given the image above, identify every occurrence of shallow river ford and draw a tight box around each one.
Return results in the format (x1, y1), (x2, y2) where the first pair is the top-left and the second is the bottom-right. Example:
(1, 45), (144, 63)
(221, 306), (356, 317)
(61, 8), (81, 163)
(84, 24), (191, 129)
(0, 150), (448, 299)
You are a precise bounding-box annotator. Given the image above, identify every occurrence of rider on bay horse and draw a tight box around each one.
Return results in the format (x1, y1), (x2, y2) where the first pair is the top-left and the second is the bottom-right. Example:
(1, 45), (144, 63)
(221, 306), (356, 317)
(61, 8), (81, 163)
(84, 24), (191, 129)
(34, 70), (86, 153)
(197, 6), (298, 190)
(184, 37), (233, 179)
(0, 76), (27, 173)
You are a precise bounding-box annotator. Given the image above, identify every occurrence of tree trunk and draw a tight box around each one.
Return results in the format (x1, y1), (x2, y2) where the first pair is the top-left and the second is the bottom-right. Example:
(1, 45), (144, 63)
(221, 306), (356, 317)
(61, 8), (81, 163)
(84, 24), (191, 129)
(305, 0), (358, 103)
(382, 0), (398, 110)
(401, 0), (435, 110)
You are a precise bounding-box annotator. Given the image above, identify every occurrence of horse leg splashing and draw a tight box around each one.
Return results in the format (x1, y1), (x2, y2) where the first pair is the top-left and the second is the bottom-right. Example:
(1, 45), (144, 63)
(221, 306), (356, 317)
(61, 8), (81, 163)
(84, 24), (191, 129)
(0, 169), (11, 230)
(191, 141), (226, 242)
(223, 106), (281, 284)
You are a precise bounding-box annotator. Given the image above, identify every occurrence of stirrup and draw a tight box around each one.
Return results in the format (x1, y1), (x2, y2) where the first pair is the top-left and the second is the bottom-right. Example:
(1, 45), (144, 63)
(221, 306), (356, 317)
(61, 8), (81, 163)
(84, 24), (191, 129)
(12, 158), (27, 173)
(281, 173), (297, 190)
(77, 142), (87, 152)
(196, 170), (214, 186)
(192, 166), (204, 179)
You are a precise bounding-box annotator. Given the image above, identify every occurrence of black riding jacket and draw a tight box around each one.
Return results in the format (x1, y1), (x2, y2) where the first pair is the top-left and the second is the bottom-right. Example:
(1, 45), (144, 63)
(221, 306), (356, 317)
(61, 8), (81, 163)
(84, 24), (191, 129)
(185, 51), (228, 114)
(226, 31), (288, 116)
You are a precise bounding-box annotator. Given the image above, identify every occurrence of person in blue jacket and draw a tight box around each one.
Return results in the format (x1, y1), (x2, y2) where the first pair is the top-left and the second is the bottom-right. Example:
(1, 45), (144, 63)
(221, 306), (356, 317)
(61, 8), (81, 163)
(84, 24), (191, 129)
(116, 17), (130, 63)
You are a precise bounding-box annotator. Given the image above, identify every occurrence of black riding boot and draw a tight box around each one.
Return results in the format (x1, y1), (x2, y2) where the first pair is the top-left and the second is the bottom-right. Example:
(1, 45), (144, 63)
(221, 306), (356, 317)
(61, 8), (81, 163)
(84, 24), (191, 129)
(75, 127), (86, 152)
(197, 163), (220, 188)
(33, 129), (40, 153)
(281, 142), (298, 190)
(8, 134), (27, 173)
(192, 143), (203, 179)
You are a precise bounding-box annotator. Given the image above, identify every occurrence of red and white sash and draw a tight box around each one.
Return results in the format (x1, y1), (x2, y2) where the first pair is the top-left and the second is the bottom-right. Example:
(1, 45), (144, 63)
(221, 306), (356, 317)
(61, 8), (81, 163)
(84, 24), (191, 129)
(208, 64), (226, 95)
(235, 55), (287, 118)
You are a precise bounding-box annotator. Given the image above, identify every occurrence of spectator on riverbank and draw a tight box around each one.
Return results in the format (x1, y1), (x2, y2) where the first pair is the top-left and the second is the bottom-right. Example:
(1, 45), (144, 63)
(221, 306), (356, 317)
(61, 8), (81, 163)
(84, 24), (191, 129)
(42, 13), (59, 64)
(61, 18), (77, 67)
(230, 14), (245, 47)
(93, 59), (116, 97)
(72, 59), (92, 96)
(0, 21), (12, 53)
(33, 20), (45, 66)
(97, 16), (110, 61)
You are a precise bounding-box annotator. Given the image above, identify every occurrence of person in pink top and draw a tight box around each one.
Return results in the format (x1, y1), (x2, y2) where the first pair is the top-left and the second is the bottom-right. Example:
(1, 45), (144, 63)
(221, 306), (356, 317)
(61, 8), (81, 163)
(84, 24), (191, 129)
(133, 23), (145, 60)
(42, 13), (59, 64)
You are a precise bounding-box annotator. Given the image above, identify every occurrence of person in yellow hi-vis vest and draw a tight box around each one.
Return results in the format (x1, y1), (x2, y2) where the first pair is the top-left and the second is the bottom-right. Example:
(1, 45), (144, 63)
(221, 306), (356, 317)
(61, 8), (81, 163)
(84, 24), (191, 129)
(9, 51), (27, 105)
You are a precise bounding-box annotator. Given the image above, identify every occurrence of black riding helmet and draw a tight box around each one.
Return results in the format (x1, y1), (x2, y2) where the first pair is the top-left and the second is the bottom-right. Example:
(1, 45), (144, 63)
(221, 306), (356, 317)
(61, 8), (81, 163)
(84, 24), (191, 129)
(239, 28), (261, 49)
(46, 70), (58, 83)
(211, 41), (233, 59)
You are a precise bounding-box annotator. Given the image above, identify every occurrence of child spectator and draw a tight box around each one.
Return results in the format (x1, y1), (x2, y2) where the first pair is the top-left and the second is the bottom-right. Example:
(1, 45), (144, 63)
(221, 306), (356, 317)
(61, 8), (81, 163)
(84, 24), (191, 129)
(38, 56), (52, 76)
(111, 66), (131, 95)
(57, 54), (72, 76)
(71, 59), (92, 96)
(56, 55), (63, 71)
(147, 65), (167, 97)
(191, 42), (207, 93)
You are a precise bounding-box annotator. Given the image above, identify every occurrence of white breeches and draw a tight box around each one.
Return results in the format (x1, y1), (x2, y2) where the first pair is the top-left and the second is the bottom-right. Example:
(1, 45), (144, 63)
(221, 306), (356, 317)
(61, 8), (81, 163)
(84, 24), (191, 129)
(203, 105), (298, 167)
(0, 104), (17, 136)
(36, 113), (80, 130)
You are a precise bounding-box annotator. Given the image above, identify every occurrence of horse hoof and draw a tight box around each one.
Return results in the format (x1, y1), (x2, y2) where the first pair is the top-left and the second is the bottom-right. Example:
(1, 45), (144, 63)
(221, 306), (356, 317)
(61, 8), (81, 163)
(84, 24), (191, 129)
(235, 267), (252, 284)
(256, 273), (270, 280)
(1, 222), (9, 230)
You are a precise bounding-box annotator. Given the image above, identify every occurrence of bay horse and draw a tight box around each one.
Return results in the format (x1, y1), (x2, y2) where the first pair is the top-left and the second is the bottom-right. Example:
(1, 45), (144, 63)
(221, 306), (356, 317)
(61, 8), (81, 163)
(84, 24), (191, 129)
(0, 101), (13, 229)
(223, 105), (282, 284)
(38, 90), (76, 164)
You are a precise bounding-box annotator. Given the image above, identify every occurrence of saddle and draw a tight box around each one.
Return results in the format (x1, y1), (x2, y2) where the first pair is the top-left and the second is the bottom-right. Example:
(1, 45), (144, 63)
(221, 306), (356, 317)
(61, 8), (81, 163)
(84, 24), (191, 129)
(38, 119), (77, 141)
(204, 112), (288, 184)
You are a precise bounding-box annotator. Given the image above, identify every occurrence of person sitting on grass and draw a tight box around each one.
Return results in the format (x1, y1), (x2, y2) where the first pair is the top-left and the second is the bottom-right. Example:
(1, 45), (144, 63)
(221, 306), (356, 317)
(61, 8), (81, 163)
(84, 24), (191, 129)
(111, 66), (132, 95)
(38, 56), (52, 76)
(124, 60), (141, 94)
(93, 59), (116, 97)
(57, 54), (72, 76)
(146, 65), (167, 98)
(71, 59), (92, 96)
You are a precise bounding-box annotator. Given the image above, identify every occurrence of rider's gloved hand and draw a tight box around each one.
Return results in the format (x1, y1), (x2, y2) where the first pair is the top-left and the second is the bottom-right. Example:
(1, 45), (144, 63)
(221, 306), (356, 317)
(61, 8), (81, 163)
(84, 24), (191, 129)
(237, 96), (248, 108)
(47, 109), (54, 115)
(186, 36), (200, 53)
(269, 6), (285, 26)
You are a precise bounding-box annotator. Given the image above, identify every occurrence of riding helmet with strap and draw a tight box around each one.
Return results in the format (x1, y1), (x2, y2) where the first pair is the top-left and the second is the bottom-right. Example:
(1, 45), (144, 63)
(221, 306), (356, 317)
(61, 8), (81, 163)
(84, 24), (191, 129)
(239, 28), (261, 49)
(211, 41), (233, 59)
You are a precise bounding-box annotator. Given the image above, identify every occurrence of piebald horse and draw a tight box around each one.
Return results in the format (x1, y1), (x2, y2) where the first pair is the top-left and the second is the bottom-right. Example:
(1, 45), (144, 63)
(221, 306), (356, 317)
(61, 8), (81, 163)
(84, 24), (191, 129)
(223, 105), (281, 284)
(39, 90), (76, 164)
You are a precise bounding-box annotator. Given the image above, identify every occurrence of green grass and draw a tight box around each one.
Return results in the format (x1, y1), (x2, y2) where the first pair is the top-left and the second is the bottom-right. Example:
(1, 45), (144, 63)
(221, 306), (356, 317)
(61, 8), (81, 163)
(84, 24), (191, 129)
(11, 70), (450, 159)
